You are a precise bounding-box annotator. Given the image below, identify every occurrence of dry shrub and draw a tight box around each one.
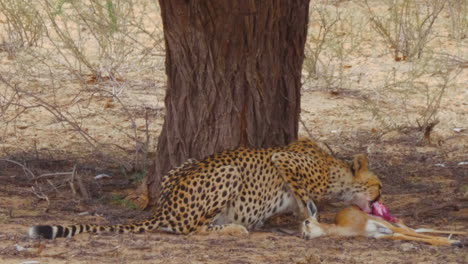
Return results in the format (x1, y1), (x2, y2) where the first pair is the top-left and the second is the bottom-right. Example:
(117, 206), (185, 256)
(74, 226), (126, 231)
(447, 0), (467, 41)
(361, 0), (446, 61)
(303, 2), (367, 91)
(0, 0), (164, 172)
(0, 0), (44, 56)
(357, 56), (462, 134)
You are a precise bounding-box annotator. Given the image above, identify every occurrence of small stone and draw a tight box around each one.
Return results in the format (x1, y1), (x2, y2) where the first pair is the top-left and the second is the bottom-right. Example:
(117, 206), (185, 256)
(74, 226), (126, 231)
(400, 242), (416, 252)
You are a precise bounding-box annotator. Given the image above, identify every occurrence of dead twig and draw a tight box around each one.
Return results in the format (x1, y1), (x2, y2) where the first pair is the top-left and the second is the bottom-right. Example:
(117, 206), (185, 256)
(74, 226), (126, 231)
(322, 142), (336, 157)
(421, 119), (440, 144)
(46, 179), (60, 193)
(31, 186), (50, 212)
(69, 169), (77, 197)
(300, 117), (314, 140)
(299, 118), (335, 157)
(74, 165), (90, 201)
(35, 172), (74, 180)
(0, 158), (36, 179)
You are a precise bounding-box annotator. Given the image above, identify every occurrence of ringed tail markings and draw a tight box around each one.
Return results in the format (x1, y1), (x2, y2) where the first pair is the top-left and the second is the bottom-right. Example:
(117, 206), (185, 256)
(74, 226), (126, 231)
(29, 220), (162, 239)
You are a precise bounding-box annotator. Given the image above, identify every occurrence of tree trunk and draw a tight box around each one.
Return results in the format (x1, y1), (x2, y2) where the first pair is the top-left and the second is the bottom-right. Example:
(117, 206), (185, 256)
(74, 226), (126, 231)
(147, 0), (310, 205)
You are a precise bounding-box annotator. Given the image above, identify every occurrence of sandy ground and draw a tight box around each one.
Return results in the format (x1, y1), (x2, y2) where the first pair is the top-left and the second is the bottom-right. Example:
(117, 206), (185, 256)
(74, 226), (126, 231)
(1, 0), (467, 263)
(0, 162), (467, 264)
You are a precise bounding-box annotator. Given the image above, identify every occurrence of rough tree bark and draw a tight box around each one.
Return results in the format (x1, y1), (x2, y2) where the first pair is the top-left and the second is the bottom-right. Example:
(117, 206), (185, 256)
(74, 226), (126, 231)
(147, 0), (310, 205)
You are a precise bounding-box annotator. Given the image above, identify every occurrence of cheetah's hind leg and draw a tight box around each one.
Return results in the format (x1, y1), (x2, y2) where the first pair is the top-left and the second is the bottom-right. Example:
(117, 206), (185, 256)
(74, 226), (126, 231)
(198, 223), (249, 236)
(180, 165), (245, 236)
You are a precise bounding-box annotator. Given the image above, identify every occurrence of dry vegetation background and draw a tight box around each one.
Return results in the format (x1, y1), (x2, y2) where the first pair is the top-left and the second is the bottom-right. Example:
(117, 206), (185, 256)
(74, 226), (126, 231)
(0, 0), (467, 263)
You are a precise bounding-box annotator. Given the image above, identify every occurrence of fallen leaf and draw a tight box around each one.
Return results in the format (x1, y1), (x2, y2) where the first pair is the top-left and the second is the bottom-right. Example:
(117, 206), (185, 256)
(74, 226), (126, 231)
(104, 98), (115, 109)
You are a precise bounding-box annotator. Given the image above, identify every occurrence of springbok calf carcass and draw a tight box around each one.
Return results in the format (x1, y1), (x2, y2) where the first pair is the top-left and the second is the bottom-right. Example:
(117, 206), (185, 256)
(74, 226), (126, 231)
(301, 201), (464, 247)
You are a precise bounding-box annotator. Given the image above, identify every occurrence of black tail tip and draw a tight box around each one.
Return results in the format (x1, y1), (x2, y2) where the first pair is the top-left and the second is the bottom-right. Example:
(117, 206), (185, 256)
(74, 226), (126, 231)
(29, 225), (55, 239)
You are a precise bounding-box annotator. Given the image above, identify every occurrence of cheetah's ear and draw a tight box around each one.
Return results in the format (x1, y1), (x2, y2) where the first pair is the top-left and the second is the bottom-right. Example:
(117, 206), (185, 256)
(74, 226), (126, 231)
(352, 154), (369, 174)
(306, 200), (318, 219)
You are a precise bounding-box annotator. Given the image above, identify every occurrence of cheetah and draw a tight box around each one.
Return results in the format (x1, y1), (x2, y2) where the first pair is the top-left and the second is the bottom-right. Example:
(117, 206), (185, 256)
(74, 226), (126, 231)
(29, 138), (382, 239)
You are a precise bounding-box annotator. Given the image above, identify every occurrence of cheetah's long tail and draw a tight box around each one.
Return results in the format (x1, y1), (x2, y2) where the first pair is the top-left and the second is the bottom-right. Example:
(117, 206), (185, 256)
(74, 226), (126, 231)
(28, 220), (161, 239)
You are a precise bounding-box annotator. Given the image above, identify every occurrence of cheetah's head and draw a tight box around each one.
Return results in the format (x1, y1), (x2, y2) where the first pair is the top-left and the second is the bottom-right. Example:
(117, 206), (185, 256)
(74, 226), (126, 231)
(342, 154), (382, 213)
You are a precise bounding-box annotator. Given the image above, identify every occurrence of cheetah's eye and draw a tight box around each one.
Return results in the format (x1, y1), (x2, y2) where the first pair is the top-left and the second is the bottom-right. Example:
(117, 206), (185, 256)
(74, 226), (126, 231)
(304, 220), (310, 225)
